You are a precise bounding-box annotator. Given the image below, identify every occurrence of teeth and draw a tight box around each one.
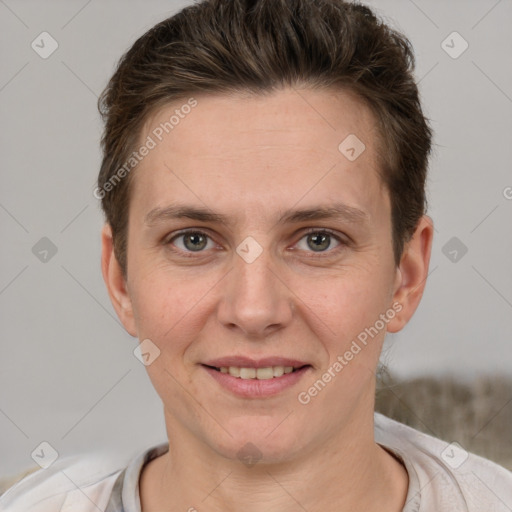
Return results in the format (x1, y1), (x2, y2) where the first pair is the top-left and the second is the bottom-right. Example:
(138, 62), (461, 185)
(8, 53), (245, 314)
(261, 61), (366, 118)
(220, 365), (302, 379)
(228, 366), (240, 377)
(256, 367), (273, 380)
(273, 366), (284, 377)
(240, 367), (256, 379)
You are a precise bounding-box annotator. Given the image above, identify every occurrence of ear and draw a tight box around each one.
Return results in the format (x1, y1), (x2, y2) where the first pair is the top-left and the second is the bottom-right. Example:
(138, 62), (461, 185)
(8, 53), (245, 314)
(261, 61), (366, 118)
(387, 215), (433, 333)
(101, 223), (137, 337)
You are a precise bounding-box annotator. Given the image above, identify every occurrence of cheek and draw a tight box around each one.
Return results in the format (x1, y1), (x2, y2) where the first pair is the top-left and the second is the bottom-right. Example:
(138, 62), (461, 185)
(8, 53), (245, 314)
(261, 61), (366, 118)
(129, 268), (218, 346)
(296, 263), (392, 338)
(293, 270), (395, 393)
(129, 274), (209, 396)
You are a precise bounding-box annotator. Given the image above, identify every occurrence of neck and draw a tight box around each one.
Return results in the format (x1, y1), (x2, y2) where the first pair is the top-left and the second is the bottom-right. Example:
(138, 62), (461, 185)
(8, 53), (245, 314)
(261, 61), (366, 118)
(140, 407), (408, 512)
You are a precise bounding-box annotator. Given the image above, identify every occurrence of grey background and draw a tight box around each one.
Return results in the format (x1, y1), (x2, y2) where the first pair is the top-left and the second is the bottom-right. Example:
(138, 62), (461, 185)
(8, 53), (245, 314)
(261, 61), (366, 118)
(1, 0), (511, 479)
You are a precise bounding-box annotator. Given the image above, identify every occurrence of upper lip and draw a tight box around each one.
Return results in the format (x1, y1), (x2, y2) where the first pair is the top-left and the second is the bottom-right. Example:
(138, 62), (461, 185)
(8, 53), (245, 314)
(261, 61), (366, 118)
(202, 356), (310, 369)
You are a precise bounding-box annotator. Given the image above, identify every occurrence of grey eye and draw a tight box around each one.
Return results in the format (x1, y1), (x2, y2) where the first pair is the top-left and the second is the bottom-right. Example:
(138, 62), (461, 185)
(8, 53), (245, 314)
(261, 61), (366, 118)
(306, 233), (332, 252)
(174, 232), (211, 251)
(295, 231), (342, 253)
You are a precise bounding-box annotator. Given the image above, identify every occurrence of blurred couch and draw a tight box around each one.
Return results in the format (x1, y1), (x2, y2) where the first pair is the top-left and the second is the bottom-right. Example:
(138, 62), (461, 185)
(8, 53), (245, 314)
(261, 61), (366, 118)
(375, 373), (512, 470)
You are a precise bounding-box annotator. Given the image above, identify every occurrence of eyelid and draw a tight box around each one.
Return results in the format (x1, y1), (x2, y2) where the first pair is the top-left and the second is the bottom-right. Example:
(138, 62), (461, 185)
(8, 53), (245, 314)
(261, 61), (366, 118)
(165, 227), (214, 243)
(299, 227), (348, 241)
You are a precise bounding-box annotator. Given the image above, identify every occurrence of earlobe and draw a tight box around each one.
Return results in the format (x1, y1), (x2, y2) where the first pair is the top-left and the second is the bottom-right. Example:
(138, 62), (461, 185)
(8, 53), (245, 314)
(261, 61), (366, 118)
(101, 224), (138, 337)
(387, 216), (434, 333)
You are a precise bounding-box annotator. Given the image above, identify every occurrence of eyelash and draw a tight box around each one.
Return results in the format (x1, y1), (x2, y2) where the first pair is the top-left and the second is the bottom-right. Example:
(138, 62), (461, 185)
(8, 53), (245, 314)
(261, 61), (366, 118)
(164, 228), (349, 258)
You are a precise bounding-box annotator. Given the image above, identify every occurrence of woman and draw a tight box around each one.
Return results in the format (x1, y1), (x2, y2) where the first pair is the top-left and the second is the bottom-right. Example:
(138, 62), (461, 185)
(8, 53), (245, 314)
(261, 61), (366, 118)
(3, 0), (511, 510)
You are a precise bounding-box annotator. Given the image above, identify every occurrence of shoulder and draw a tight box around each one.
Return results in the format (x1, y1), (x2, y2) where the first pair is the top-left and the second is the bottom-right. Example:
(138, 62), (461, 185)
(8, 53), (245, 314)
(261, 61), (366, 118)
(374, 412), (512, 511)
(0, 450), (126, 512)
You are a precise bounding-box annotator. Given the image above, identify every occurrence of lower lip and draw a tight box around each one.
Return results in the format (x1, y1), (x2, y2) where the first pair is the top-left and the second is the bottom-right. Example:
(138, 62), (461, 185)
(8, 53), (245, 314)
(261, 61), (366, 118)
(202, 365), (311, 398)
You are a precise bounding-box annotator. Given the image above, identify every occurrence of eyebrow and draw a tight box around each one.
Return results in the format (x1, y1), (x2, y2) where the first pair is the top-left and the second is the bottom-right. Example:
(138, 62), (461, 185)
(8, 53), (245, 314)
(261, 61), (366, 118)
(144, 203), (369, 228)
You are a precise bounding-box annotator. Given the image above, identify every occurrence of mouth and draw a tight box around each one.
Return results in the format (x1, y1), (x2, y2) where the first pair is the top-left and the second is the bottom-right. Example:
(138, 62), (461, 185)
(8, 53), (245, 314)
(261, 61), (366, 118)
(202, 364), (311, 380)
(201, 362), (312, 398)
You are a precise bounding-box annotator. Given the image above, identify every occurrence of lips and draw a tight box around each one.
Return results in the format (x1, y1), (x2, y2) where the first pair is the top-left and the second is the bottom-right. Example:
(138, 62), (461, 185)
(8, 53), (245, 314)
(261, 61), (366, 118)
(202, 356), (309, 369)
(200, 356), (312, 397)
(202, 363), (312, 397)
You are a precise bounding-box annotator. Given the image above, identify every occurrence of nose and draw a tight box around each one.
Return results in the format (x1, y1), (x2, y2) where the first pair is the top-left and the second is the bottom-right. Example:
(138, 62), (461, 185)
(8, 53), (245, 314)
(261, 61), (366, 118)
(216, 247), (294, 338)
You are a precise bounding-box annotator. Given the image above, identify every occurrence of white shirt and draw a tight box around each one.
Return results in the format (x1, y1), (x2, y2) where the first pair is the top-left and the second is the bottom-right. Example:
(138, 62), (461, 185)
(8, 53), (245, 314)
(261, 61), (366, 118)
(2, 413), (511, 511)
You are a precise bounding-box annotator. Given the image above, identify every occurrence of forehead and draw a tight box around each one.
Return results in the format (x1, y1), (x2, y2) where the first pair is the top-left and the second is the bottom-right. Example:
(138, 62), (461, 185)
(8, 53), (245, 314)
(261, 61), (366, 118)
(130, 87), (387, 224)
(141, 87), (378, 157)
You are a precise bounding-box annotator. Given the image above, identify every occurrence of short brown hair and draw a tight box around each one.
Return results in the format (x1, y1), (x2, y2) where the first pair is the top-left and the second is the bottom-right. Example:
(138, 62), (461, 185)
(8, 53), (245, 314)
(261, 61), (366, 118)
(97, 0), (432, 277)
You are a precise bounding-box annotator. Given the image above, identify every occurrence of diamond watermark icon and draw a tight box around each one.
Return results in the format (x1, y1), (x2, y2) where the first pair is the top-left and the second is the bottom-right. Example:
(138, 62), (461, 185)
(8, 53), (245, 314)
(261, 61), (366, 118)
(31, 441), (59, 469)
(134, 338), (161, 366)
(442, 236), (468, 263)
(441, 442), (469, 469)
(31, 32), (59, 59)
(236, 236), (263, 264)
(32, 237), (58, 263)
(338, 134), (366, 162)
(441, 31), (468, 60)
(237, 442), (263, 468)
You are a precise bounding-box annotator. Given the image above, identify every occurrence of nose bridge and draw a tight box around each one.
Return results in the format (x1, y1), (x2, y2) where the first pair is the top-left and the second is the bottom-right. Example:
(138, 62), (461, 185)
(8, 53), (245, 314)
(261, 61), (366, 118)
(217, 241), (293, 336)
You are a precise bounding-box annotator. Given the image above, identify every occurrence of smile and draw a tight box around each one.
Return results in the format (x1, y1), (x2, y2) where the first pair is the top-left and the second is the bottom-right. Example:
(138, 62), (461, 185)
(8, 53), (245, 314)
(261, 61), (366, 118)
(206, 365), (308, 380)
(201, 364), (312, 398)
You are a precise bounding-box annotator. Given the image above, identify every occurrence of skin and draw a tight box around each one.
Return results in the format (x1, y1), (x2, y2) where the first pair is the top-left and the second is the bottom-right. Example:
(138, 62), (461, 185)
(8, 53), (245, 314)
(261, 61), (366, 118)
(102, 87), (433, 512)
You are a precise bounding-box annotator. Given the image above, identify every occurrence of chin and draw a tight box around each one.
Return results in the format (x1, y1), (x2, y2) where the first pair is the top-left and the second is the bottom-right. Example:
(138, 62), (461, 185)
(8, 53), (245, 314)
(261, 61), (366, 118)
(208, 421), (305, 466)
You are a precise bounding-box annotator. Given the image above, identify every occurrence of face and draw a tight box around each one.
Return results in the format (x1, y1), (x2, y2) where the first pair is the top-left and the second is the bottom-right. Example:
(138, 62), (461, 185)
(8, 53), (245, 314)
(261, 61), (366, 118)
(103, 87), (431, 463)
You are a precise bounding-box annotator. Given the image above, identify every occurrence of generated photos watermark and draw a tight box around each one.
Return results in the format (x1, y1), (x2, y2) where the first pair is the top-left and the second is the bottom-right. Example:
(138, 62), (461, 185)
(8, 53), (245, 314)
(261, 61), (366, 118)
(93, 97), (198, 200)
(297, 301), (402, 405)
